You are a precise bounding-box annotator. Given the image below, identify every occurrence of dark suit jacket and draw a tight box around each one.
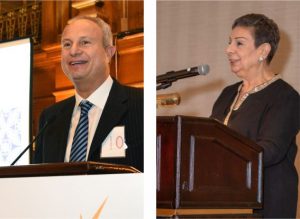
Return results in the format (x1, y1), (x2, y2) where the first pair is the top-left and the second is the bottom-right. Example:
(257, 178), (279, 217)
(34, 80), (144, 172)
(211, 79), (299, 218)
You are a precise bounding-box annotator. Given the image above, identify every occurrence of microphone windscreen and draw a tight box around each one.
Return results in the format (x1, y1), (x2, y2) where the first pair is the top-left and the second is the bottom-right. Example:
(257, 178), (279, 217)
(198, 64), (210, 75)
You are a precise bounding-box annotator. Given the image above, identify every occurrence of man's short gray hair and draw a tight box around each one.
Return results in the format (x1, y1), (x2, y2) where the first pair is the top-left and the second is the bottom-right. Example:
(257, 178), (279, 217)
(67, 16), (113, 47)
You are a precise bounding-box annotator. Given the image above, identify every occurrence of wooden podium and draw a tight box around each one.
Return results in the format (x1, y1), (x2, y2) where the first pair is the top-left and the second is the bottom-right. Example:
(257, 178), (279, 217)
(0, 161), (139, 178)
(157, 116), (263, 218)
(0, 162), (143, 219)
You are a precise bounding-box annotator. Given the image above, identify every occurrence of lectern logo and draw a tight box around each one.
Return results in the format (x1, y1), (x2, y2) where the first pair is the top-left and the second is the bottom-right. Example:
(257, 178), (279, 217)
(80, 197), (108, 219)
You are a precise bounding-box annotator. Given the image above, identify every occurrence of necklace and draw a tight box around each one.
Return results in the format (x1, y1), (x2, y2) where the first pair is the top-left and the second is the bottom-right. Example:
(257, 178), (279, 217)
(223, 74), (280, 126)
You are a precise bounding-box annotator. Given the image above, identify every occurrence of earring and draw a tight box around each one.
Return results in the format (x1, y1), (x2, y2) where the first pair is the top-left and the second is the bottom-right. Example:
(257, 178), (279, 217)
(258, 56), (264, 62)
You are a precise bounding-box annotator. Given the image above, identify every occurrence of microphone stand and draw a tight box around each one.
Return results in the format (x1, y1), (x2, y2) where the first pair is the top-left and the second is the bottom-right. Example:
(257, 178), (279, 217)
(10, 114), (57, 166)
(156, 70), (197, 90)
(157, 65), (209, 90)
(10, 142), (33, 166)
(156, 71), (177, 90)
(157, 81), (172, 90)
(10, 119), (51, 166)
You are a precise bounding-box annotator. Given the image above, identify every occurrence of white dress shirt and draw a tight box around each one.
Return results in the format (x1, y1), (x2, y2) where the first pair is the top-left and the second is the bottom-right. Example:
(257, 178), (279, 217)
(64, 76), (113, 162)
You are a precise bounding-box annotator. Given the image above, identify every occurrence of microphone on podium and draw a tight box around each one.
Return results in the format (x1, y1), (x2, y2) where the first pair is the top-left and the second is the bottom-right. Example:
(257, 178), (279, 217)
(10, 115), (57, 166)
(157, 64), (210, 90)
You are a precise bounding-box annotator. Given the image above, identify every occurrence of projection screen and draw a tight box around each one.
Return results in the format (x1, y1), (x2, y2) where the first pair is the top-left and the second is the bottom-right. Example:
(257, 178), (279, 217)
(0, 37), (32, 166)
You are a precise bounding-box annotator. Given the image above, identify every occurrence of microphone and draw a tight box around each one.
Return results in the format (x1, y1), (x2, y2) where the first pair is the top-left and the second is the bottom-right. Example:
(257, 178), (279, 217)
(10, 115), (57, 166)
(157, 64), (210, 84)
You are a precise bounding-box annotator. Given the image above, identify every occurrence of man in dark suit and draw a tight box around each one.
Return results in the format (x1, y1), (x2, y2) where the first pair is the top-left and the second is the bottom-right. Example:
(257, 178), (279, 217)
(34, 16), (143, 172)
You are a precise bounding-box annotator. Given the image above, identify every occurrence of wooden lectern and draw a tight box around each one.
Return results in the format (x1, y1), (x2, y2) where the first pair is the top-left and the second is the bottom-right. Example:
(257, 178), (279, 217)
(0, 161), (139, 178)
(157, 116), (263, 218)
(0, 162), (143, 218)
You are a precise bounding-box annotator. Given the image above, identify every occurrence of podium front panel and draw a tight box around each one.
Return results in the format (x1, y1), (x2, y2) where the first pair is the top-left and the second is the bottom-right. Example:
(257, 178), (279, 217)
(0, 173), (143, 219)
(157, 116), (263, 211)
(157, 117), (178, 208)
(179, 117), (262, 208)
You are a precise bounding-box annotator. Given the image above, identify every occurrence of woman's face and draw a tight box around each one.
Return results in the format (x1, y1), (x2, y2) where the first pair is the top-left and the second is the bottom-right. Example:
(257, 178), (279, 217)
(226, 26), (262, 78)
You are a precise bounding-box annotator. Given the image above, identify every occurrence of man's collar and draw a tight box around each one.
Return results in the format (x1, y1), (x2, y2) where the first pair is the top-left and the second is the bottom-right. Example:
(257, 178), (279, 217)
(75, 75), (113, 109)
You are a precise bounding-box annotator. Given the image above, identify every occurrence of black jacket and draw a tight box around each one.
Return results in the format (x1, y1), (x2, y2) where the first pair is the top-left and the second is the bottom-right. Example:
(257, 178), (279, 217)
(211, 79), (299, 218)
(34, 80), (144, 172)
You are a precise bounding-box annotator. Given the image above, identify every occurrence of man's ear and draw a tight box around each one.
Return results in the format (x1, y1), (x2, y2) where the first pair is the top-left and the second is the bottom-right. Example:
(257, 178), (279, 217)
(105, 46), (116, 61)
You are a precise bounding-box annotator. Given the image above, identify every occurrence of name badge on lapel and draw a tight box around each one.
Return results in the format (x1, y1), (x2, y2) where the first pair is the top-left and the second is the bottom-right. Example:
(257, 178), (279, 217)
(101, 126), (128, 158)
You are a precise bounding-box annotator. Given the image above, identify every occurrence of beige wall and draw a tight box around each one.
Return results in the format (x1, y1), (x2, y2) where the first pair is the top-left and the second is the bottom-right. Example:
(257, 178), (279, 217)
(157, 1), (300, 216)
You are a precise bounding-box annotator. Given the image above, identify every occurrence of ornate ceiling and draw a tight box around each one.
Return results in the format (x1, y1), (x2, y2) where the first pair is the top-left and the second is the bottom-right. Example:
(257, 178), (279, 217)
(0, 1), (27, 14)
(0, 1), (41, 43)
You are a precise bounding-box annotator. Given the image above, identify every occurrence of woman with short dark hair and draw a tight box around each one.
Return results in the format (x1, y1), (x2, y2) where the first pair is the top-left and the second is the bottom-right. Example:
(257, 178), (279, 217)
(211, 13), (299, 218)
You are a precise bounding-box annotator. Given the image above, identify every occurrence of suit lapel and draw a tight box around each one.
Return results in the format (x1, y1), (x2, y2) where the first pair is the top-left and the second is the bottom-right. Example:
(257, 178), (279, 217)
(88, 81), (128, 159)
(46, 97), (75, 162)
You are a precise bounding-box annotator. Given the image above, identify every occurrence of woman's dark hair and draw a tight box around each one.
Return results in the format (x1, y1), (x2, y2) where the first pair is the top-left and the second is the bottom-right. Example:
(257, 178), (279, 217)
(232, 13), (280, 64)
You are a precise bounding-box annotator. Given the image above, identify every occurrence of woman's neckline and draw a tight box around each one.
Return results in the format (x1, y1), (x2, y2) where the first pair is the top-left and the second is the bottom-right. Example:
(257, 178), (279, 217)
(233, 74), (280, 110)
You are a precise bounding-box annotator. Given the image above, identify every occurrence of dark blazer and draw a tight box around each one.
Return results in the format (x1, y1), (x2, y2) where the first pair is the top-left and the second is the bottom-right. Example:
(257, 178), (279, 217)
(211, 79), (299, 218)
(34, 80), (144, 172)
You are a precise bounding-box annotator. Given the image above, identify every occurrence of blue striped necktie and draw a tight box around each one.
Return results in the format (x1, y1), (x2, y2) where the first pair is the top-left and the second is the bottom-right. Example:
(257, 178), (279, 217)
(70, 101), (94, 162)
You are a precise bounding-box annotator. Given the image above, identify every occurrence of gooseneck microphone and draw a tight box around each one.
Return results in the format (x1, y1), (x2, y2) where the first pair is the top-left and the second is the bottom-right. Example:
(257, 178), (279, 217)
(10, 115), (57, 166)
(157, 64), (210, 90)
